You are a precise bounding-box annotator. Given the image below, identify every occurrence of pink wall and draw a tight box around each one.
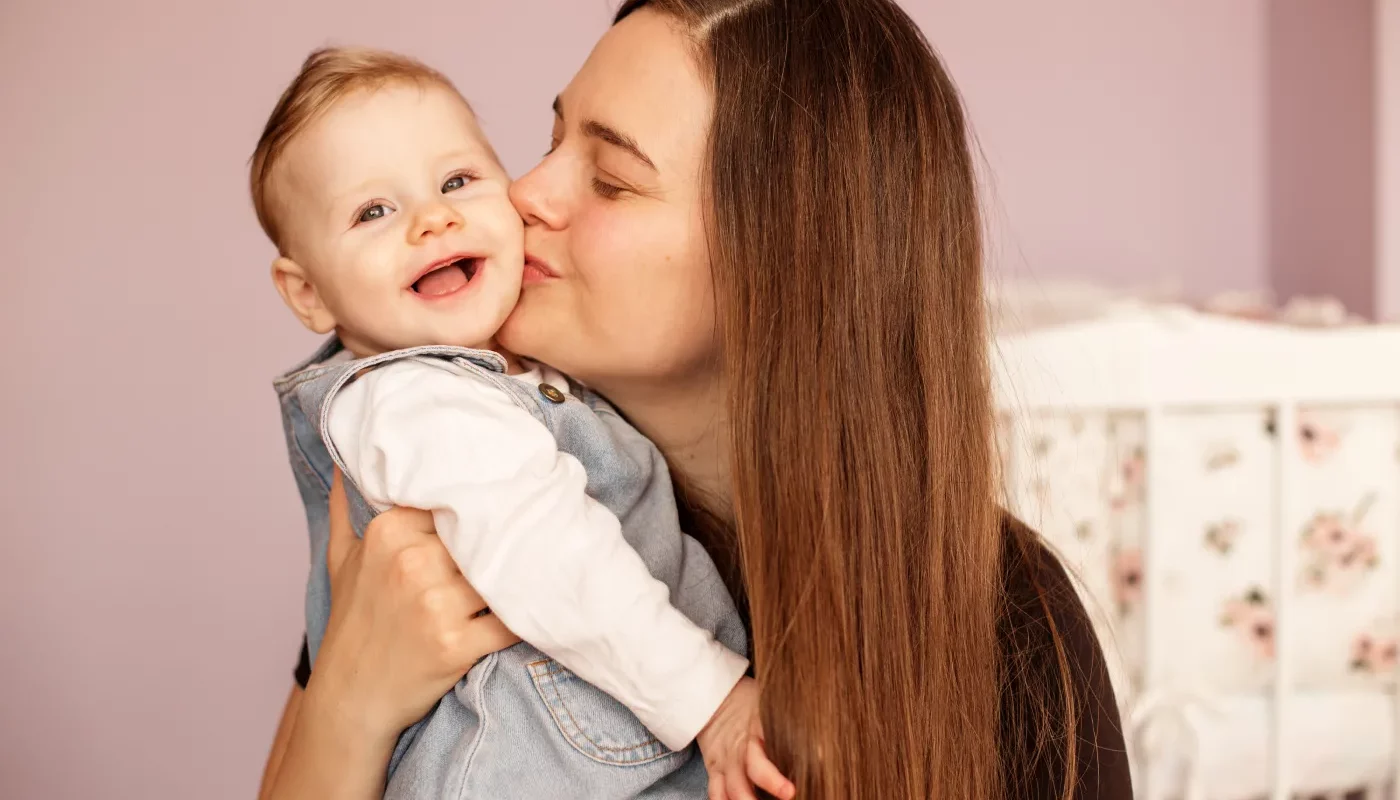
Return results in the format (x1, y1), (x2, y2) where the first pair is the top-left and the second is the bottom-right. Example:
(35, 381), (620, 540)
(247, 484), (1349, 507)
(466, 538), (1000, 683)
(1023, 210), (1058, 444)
(1268, 0), (1377, 316)
(921, 0), (1270, 296)
(1380, 0), (1400, 320)
(0, 0), (1311, 797)
(0, 2), (615, 798)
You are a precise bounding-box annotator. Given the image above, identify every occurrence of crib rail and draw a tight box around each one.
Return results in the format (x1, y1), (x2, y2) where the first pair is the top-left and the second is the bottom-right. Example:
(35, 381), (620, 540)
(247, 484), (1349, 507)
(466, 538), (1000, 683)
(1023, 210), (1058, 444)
(993, 309), (1400, 799)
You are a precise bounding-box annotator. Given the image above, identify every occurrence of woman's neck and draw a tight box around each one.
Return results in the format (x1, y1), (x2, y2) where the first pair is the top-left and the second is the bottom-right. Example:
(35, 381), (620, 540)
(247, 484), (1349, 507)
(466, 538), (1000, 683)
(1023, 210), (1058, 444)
(604, 373), (732, 516)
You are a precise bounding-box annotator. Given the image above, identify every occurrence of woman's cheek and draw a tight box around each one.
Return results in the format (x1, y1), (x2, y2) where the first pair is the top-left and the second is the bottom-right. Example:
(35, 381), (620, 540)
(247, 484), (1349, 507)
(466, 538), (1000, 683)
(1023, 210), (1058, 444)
(573, 204), (638, 272)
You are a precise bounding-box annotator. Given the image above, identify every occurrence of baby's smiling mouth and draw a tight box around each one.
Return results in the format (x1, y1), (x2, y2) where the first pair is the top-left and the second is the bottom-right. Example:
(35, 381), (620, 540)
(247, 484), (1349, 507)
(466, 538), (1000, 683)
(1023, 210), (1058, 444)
(412, 257), (481, 297)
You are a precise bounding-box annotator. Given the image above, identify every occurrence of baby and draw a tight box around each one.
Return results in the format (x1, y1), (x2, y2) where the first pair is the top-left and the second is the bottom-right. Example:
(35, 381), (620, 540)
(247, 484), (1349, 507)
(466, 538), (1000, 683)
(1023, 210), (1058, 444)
(255, 48), (788, 799)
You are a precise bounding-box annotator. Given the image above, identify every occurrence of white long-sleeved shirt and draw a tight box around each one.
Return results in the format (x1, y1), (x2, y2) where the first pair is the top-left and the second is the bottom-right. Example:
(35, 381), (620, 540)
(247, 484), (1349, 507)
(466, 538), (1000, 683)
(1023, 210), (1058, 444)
(327, 356), (747, 750)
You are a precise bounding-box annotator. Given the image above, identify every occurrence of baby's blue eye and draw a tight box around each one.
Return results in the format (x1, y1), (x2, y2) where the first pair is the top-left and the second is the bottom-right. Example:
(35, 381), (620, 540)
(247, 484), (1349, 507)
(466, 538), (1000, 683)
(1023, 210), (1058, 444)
(359, 204), (390, 223)
(442, 175), (469, 192)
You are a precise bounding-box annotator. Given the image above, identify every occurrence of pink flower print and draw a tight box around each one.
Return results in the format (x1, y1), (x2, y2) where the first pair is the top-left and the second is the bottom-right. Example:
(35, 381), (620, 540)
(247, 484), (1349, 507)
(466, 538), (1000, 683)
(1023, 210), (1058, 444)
(1297, 411), (1340, 465)
(1111, 547), (1143, 615)
(1349, 633), (1394, 675)
(1338, 535), (1379, 570)
(1204, 443), (1240, 472)
(1220, 587), (1274, 661)
(1122, 447), (1145, 486)
(1302, 513), (1355, 560)
(1204, 520), (1241, 555)
(1111, 447), (1146, 510)
(1302, 562), (1327, 588)
(1351, 633), (1400, 674)
(1299, 510), (1380, 593)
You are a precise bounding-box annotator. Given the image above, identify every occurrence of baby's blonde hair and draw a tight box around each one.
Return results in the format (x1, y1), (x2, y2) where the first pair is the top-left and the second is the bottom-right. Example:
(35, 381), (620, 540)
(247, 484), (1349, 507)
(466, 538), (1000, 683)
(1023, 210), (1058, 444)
(249, 46), (465, 251)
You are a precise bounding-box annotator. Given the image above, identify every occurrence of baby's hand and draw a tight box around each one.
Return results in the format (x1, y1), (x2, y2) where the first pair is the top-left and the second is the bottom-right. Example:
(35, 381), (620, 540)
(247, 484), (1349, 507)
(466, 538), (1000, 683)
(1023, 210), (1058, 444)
(695, 677), (796, 800)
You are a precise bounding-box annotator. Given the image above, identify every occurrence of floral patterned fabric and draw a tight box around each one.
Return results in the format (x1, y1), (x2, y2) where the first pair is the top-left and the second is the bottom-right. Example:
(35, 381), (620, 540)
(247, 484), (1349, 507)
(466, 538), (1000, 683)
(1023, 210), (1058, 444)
(1001, 405), (1400, 798)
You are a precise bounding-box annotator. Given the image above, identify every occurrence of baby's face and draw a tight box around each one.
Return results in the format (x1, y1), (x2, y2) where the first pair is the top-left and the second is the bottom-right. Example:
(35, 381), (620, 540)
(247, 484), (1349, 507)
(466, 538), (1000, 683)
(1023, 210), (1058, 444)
(272, 82), (522, 356)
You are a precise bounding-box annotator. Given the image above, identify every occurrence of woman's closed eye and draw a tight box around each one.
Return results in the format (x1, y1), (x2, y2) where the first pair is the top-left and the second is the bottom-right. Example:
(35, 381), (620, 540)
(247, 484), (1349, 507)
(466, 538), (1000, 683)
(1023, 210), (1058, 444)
(590, 177), (626, 200)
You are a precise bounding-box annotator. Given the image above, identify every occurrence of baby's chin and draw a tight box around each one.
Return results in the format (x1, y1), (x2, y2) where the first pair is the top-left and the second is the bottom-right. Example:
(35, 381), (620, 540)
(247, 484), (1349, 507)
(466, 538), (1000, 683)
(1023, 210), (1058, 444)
(341, 315), (508, 358)
(401, 322), (505, 353)
(391, 280), (519, 351)
(340, 333), (498, 360)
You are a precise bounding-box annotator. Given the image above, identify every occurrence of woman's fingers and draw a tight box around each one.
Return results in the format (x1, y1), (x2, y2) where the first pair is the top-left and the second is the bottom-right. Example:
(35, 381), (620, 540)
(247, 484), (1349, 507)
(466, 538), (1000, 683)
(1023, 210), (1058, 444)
(442, 569), (488, 617)
(361, 505), (436, 552)
(457, 572), (487, 611)
(450, 611), (520, 667)
(358, 506), (455, 584)
(322, 478), (515, 677)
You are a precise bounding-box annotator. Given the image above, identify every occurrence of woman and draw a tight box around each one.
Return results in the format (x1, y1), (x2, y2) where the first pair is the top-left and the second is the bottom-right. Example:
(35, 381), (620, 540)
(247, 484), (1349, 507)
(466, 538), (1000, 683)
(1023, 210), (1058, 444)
(261, 1), (1132, 798)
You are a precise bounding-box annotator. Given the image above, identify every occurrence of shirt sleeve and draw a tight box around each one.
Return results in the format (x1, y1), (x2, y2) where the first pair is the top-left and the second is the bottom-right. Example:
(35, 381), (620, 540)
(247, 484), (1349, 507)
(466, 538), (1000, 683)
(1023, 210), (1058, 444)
(327, 358), (748, 749)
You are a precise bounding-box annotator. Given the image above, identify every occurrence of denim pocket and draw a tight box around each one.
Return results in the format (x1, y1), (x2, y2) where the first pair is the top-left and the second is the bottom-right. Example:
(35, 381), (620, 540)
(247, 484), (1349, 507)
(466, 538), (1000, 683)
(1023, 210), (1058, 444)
(527, 659), (676, 766)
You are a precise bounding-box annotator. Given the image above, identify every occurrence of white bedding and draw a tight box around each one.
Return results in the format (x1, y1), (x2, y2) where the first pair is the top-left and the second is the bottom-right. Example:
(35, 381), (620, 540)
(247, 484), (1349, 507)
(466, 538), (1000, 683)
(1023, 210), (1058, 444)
(1136, 692), (1393, 799)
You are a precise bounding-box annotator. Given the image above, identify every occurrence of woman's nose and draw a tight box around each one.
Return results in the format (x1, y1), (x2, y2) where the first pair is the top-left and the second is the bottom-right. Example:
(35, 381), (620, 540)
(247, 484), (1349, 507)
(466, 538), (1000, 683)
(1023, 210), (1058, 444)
(510, 159), (567, 230)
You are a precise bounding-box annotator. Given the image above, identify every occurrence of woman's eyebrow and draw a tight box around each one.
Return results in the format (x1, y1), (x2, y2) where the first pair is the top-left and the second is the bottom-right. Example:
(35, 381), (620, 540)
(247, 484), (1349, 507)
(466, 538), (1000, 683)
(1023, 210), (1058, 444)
(553, 95), (657, 172)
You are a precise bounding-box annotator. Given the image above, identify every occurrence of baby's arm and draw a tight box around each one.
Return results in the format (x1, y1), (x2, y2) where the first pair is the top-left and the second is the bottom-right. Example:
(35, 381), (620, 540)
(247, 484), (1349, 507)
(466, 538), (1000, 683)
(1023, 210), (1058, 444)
(326, 358), (748, 751)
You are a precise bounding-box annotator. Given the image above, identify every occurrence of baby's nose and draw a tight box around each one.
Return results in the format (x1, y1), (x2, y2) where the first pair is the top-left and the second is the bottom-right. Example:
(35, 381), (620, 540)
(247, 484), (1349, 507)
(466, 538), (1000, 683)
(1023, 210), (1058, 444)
(413, 201), (463, 239)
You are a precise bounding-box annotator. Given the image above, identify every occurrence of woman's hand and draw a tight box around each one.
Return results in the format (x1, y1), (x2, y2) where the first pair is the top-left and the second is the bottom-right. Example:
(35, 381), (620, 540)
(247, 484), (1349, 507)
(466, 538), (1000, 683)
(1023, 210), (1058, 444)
(311, 470), (521, 734)
(266, 472), (519, 800)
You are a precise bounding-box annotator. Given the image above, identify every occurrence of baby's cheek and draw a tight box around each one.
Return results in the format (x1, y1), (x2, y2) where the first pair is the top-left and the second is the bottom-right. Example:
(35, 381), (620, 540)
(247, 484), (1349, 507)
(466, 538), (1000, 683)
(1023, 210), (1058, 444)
(486, 218), (525, 255)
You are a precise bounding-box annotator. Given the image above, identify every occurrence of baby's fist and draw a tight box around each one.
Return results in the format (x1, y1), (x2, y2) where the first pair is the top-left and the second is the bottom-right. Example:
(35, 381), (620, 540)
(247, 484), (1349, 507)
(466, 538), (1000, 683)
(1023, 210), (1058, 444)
(696, 677), (795, 800)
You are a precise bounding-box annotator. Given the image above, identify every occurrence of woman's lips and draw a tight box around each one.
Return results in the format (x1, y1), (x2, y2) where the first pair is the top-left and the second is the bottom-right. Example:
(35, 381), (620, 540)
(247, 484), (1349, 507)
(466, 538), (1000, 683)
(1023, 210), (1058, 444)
(522, 255), (558, 284)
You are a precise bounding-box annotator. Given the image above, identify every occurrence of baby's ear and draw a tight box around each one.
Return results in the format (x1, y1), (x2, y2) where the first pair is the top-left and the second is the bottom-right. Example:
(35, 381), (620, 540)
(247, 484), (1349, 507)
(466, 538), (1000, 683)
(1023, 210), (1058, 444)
(272, 257), (337, 334)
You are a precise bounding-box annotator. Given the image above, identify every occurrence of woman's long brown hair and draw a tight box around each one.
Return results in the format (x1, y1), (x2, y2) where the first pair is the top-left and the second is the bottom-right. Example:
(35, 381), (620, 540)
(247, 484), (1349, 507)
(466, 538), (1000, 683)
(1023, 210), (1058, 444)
(615, 1), (1079, 797)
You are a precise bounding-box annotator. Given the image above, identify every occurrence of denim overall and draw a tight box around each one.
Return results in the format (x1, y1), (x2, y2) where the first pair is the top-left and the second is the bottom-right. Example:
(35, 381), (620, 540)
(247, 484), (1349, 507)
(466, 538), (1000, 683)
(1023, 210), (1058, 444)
(273, 337), (746, 799)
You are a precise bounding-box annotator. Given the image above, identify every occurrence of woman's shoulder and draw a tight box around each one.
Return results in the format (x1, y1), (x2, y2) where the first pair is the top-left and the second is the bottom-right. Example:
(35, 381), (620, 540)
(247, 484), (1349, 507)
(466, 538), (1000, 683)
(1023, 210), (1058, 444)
(996, 513), (1134, 799)
(997, 513), (1108, 688)
(998, 513), (1092, 628)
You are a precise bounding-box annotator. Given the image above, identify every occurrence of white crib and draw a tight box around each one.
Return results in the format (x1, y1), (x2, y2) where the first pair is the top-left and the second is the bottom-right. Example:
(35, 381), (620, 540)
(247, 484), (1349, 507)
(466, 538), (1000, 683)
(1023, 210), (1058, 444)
(991, 303), (1400, 800)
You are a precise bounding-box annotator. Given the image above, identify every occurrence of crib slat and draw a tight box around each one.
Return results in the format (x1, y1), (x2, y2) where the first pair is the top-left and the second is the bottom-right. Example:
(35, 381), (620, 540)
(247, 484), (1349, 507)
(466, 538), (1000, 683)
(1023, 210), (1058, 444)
(1272, 403), (1300, 800)
(1142, 405), (1165, 800)
(1394, 408), (1400, 800)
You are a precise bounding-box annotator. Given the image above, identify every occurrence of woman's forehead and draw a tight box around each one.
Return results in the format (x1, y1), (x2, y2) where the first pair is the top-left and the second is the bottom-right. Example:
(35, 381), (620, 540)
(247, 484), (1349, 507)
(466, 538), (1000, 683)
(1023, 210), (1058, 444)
(558, 10), (712, 171)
